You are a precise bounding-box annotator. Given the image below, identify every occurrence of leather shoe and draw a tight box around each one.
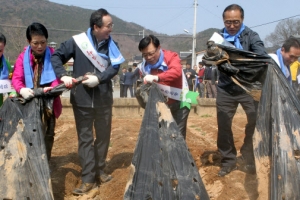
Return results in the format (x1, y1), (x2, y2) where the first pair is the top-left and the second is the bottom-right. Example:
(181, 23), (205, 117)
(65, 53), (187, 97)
(218, 165), (237, 177)
(72, 182), (96, 195)
(97, 172), (112, 184)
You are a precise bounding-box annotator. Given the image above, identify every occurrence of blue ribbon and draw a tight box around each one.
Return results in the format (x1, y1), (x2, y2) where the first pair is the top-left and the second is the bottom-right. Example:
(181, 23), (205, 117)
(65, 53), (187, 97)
(87, 28), (125, 68)
(223, 23), (245, 49)
(276, 48), (292, 85)
(194, 75), (199, 91)
(144, 50), (168, 74)
(0, 55), (9, 79)
(23, 46), (56, 88)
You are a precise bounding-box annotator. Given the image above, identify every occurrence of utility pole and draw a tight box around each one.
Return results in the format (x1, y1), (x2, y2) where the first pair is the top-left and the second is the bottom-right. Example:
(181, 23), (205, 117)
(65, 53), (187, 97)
(191, 0), (198, 66)
(139, 29), (145, 38)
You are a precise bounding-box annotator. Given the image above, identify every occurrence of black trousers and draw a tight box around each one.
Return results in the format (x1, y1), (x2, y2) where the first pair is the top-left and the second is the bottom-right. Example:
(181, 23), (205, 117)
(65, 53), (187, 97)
(124, 85), (133, 97)
(216, 87), (258, 167)
(133, 82), (137, 97)
(168, 101), (190, 139)
(73, 105), (112, 183)
(43, 112), (56, 161)
(120, 84), (125, 97)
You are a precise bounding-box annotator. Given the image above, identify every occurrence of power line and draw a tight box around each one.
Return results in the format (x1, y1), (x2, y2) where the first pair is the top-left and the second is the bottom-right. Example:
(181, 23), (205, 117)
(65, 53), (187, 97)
(51, 1), (189, 9)
(1, 14), (300, 36)
(155, 6), (193, 29)
(198, 4), (220, 20)
(250, 14), (300, 28)
(0, 23), (84, 33)
(0, 23), (192, 38)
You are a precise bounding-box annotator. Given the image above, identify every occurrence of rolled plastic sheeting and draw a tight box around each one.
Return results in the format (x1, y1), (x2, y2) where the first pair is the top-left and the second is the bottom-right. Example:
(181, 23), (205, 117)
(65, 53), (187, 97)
(0, 98), (54, 199)
(203, 42), (300, 199)
(0, 77), (86, 199)
(124, 83), (210, 200)
(254, 59), (300, 200)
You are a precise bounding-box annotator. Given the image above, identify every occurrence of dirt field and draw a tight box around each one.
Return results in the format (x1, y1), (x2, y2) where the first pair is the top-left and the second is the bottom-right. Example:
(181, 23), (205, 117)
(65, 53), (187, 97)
(50, 113), (259, 200)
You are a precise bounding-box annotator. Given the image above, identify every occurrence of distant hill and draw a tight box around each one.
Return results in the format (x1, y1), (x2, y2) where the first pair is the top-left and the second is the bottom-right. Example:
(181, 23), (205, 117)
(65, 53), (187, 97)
(0, 0), (217, 64)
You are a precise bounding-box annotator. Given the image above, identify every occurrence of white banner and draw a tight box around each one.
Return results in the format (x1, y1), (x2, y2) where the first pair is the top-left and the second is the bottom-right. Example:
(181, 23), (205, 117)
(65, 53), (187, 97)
(138, 62), (189, 101)
(157, 70), (189, 101)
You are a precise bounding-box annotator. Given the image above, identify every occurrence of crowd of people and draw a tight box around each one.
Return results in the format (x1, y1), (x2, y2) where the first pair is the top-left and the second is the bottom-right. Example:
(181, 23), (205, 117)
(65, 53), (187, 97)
(188, 62), (219, 98)
(0, 3), (300, 196)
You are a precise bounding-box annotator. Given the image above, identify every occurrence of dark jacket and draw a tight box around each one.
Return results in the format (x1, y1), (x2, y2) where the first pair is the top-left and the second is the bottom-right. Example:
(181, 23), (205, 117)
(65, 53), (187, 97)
(119, 72), (125, 85)
(218, 26), (268, 95)
(132, 67), (140, 84)
(124, 72), (135, 85)
(51, 33), (120, 108)
(204, 66), (219, 84)
(183, 68), (196, 86)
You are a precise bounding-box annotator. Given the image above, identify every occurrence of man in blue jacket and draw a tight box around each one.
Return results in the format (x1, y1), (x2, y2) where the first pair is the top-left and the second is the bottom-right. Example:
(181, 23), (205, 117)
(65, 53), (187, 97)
(51, 8), (124, 194)
(216, 4), (268, 177)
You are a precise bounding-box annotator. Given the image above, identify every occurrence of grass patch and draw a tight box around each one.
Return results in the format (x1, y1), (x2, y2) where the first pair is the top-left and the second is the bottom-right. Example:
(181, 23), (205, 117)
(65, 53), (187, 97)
(200, 114), (212, 118)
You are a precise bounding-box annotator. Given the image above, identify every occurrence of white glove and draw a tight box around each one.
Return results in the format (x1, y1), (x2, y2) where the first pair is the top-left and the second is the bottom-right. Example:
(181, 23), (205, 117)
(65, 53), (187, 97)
(82, 74), (99, 88)
(143, 75), (159, 84)
(61, 76), (76, 88)
(20, 88), (34, 100)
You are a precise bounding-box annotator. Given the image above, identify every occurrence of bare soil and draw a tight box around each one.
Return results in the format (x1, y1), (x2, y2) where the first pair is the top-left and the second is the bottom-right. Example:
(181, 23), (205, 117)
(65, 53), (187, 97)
(50, 113), (260, 200)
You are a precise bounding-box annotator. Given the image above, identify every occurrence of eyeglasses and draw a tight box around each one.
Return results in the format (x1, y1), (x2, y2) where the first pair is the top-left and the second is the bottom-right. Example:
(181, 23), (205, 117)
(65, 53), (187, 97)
(142, 48), (158, 58)
(224, 20), (241, 26)
(105, 23), (114, 29)
(31, 40), (47, 47)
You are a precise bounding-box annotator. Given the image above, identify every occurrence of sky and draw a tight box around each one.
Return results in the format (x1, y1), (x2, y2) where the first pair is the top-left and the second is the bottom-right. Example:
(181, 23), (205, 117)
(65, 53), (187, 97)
(50, 0), (300, 43)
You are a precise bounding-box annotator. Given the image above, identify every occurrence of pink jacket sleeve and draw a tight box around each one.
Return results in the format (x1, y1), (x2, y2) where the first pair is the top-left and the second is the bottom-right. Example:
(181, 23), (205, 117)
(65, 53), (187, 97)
(12, 50), (26, 93)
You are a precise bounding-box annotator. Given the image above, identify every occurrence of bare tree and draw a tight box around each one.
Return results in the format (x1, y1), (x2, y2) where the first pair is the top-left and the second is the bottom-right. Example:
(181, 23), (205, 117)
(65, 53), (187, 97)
(265, 18), (300, 47)
(4, 27), (27, 54)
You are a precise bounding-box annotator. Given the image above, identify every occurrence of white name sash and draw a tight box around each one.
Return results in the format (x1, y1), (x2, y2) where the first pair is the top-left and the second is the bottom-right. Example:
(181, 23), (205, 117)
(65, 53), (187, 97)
(73, 33), (108, 72)
(0, 80), (13, 93)
(138, 61), (189, 101)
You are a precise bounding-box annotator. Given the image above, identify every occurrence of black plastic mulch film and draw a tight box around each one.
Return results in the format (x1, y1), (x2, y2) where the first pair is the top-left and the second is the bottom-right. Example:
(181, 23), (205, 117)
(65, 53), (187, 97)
(203, 42), (300, 199)
(124, 83), (209, 200)
(0, 77), (85, 199)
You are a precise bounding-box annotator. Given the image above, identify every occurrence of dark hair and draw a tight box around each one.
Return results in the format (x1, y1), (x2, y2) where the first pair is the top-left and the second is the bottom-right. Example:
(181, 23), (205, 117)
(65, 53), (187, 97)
(90, 8), (110, 29)
(282, 36), (300, 52)
(223, 4), (244, 19)
(26, 22), (48, 42)
(128, 67), (132, 72)
(138, 35), (160, 51)
(133, 63), (137, 67)
(0, 33), (6, 46)
(198, 61), (203, 65)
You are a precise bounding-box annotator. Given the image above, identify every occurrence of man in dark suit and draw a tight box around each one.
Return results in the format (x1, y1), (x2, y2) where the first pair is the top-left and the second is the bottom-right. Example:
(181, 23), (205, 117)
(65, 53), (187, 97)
(119, 67), (126, 97)
(183, 63), (196, 91)
(124, 67), (135, 97)
(204, 65), (218, 98)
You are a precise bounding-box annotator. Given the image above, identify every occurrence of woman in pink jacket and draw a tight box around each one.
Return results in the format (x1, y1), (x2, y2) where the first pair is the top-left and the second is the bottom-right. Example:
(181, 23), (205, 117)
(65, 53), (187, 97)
(12, 22), (62, 161)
